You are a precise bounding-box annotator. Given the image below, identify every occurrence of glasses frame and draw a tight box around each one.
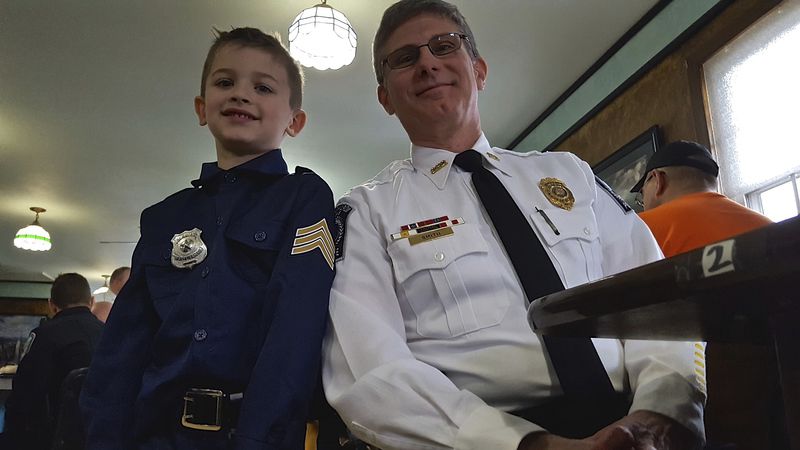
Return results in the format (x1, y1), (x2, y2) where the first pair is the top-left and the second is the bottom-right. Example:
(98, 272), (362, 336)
(634, 170), (658, 208)
(381, 32), (469, 73)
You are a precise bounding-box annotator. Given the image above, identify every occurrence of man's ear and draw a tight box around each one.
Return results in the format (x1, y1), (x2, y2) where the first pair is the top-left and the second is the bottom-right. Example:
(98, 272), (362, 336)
(47, 299), (58, 316)
(88, 296), (95, 309)
(285, 109), (307, 137)
(194, 96), (208, 126)
(654, 170), (669, 197)
(377, 84), (396, 116)
(473, 56), (488, 91)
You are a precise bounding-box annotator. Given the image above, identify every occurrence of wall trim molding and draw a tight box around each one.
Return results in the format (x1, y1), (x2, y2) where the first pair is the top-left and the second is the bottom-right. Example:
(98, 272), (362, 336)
(508, 0), (734, 151)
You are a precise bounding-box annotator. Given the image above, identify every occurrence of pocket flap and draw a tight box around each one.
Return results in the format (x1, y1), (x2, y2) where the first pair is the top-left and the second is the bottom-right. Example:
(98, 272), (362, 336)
(388, 223), (488, 283)
(140, 243), (174, 267)
(226, 219), (286, 251)
(530, 205), (599, 247)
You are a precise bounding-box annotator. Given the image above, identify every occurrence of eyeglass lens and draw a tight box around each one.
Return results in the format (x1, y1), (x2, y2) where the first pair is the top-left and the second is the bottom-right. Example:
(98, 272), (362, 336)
(385, 33), (464, 70)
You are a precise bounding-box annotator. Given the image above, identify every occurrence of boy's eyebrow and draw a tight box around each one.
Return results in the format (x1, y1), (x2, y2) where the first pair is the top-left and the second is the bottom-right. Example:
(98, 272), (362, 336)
(252, 71), (279, 83)
(210, 68), (279, 83)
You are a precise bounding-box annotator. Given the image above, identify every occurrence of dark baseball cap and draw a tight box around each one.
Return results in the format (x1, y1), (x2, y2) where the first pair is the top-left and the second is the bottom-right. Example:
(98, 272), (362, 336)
(630, 140), (719, 193)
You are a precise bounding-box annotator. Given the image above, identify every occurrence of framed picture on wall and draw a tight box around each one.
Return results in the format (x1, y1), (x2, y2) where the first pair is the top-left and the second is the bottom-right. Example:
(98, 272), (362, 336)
(0, 315), (47, 368)
(593, 126), (661, 212)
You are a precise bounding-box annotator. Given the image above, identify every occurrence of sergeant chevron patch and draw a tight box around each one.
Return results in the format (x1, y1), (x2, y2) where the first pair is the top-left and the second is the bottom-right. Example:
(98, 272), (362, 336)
(291, 218), (335, 269)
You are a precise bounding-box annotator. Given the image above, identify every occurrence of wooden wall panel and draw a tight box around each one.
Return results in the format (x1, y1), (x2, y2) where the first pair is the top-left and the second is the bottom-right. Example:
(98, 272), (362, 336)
(0, 298), (50, 317)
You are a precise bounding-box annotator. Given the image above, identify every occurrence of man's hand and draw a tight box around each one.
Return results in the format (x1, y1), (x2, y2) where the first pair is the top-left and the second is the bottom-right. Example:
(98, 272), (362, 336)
(517, 410), (701, 450)
(593, 410), (702, 450)
(518, 426), (637, 450)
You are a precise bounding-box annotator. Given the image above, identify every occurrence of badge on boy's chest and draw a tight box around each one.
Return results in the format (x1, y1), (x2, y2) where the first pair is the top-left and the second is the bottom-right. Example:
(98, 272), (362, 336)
(171, 228), (208, 269)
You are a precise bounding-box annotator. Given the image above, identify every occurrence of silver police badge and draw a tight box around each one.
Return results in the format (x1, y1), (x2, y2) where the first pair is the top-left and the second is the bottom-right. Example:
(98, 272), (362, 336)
(170, 228), (208, 269)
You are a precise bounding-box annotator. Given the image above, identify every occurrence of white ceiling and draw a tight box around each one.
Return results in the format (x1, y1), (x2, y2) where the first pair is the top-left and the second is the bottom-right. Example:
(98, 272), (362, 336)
(0, 0), (657, 291)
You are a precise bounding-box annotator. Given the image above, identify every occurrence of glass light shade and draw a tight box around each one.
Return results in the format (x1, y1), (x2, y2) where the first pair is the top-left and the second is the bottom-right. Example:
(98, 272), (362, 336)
(288, 3), (357, 70)
(93, 286), (109, 295)
(14, 224), (52, 251)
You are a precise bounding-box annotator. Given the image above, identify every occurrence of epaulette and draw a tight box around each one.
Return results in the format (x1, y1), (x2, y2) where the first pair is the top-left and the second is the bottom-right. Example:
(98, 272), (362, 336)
(295, 166), (315, 175)
(595, 176), (633, 214)
(358, 159), (413, 189)
(491, 147), (544, 158)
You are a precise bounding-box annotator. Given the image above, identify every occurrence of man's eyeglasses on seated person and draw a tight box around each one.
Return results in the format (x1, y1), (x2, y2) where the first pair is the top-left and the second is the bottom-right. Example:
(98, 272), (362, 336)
(382, 33), (470, 73)
(634, 170), (657, 208)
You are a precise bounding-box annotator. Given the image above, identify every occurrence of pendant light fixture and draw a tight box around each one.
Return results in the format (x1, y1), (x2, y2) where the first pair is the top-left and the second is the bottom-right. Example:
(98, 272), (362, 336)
(288, 0), (357, 70)
(93, 274), (111, 295)
(14, 207), (52, 251)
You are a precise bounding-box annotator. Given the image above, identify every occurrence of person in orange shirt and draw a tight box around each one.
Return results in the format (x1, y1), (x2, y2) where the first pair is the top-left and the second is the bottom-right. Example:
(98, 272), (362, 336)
(630, 140), (771, 257)
(631, 140), (776, 450)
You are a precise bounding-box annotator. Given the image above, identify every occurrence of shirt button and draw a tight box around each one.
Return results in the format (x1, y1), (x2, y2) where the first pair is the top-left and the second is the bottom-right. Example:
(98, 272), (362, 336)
(193, 329), (207, 341)
(583, 227), (591, 235)
(201, 267), (210, 278)
(254, 231), (267, 242)
(224, 172), (237, 183)
(434, 251), (445, 262)
(216, 216), (224, 226)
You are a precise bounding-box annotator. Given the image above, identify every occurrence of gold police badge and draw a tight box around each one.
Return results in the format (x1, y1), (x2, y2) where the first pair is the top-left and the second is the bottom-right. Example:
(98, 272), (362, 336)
(538, 177), (575, 210)
(171, 228), (208, 269)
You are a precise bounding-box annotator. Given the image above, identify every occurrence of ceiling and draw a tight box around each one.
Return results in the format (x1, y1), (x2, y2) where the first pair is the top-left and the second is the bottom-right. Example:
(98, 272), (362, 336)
(0, 0), (657, 291)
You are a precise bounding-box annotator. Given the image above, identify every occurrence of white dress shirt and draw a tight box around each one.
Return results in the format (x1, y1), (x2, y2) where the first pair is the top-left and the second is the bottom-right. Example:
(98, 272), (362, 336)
(323, 134), (706, 450)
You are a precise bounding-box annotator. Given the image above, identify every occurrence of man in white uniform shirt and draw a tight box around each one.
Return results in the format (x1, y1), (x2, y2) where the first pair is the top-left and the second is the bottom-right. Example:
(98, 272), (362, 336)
(323, 1), (706, 449)
(91, 266), (130, 323)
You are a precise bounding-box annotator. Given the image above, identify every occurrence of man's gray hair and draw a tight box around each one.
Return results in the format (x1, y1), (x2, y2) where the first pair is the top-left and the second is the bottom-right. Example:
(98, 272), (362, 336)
(373, 0), (480, 84)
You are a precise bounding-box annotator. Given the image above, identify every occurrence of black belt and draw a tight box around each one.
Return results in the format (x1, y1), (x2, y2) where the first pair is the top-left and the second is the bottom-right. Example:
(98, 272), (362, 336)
(180, 388), (243, 432)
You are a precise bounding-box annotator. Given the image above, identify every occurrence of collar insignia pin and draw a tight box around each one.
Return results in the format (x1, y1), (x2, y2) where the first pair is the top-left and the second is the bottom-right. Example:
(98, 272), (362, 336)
(430, 160), (448, 174)
(170, 228), (208, 269)
(538, 178), (575, 211)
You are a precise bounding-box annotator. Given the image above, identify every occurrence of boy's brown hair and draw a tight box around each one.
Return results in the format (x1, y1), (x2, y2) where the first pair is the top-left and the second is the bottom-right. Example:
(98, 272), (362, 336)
(200, 27), (304, 110)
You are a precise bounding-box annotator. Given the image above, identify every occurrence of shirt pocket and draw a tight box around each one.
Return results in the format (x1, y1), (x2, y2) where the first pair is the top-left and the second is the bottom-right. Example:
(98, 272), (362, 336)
(140, 243), (184, 318)
(225, 219), (286, 285)
(529, 205), (603, 286)
(387, 223), (510, 338)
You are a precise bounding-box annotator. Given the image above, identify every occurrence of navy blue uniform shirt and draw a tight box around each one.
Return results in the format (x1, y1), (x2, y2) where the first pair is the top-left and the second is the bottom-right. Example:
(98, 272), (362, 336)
(80, 150), (335, 450)
(4, 306), (103, 450)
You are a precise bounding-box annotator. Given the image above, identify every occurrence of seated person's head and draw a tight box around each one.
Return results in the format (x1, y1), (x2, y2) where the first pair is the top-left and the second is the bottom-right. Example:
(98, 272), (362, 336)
(50, 273), (93, 313)
(109, 266), (130, 295)
(631, 140), (719, 210)
(194, 27), (306, 161)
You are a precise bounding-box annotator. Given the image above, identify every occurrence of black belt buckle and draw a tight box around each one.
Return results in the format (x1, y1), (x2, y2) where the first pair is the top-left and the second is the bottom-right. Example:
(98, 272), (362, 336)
(181, 388), (224, 431)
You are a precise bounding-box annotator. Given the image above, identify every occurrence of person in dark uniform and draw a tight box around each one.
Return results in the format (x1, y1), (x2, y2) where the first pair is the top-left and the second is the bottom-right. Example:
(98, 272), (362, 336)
(79, 28), (336, 449)
(3, 272), (104, 450)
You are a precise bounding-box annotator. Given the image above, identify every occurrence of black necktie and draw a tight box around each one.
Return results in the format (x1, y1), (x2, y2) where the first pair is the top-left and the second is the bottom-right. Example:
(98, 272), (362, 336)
(453, 149), (615, 398)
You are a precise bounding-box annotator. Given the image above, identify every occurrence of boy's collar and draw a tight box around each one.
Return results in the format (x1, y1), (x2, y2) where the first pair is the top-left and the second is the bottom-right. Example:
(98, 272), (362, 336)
(191, 149), (289, 187)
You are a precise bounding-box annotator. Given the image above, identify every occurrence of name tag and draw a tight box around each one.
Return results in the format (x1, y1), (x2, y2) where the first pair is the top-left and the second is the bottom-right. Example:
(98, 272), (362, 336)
(409, 227), (454, 245)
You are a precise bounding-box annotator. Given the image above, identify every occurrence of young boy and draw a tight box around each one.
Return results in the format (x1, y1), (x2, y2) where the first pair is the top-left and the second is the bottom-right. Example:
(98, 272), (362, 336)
(80, 28), (335, 450)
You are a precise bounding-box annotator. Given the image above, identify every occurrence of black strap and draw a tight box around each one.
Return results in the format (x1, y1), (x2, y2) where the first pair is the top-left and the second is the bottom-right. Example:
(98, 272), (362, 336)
(453, 150), (615, 399)
(510, 393), (630, 439)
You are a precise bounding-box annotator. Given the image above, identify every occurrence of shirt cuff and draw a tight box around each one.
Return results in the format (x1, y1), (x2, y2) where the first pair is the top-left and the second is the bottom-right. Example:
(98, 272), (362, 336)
(629, 373), (706, 442)
(454, 405), (543, 450)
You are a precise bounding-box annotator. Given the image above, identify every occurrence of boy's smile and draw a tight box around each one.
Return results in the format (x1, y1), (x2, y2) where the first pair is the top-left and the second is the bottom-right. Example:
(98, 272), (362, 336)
(194, 44), (306, 169)
(221, 107), (258, 121)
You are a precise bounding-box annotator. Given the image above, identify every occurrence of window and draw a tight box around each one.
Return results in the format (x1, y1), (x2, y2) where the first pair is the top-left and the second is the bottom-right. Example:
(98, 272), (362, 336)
(703, 1), (800, 220)
(746, 172), (800, 222)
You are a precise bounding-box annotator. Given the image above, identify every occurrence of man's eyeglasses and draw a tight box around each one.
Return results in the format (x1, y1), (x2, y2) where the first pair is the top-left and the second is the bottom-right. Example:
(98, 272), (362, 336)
(633, 171), (657, 208)
(381, 33), (469, 72)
